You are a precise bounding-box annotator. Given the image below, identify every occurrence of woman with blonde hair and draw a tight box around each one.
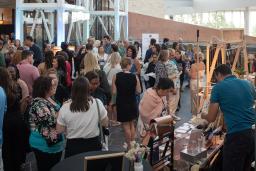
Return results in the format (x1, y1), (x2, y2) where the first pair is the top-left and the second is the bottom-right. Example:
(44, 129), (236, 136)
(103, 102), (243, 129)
(81, 52), (100, 74)
(112, 57), (141, 148)
(104, 52), (122, 126)
(103, 52), (122, 86)
(81, 52), (111, 105)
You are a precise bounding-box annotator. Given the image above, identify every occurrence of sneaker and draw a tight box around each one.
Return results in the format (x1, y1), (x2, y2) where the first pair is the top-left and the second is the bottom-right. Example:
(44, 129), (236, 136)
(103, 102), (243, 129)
(172, 114), (181, 121)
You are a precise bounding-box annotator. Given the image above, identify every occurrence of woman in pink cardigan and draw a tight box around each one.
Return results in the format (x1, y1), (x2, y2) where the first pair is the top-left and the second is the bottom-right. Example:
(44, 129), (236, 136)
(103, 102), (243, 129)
(139, 78), (174, 124)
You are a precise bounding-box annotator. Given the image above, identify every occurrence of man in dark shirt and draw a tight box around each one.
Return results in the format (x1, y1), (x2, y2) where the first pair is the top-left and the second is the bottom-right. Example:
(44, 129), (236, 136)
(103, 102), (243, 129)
(24, 36), (43, 67)
(103, 35), (112, 55)
(202, 64), (256, 171)
(144, 38), (156, 63)
(85, 71), (107, 106)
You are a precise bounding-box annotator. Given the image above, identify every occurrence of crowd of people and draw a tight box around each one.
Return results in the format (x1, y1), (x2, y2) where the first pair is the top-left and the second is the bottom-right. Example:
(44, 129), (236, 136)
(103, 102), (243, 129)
(0, 32), (212, 171)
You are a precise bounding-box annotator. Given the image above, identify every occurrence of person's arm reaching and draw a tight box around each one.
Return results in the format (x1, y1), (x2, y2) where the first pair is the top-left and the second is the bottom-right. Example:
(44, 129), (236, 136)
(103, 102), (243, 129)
(136, 75), (142, 94)
(202, 103), (219, 122)
(202, 85), (220, 122)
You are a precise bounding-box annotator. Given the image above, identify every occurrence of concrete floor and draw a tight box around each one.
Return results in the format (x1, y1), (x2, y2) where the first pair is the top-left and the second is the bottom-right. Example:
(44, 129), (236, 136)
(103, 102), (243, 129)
(26, 83), (192, 170)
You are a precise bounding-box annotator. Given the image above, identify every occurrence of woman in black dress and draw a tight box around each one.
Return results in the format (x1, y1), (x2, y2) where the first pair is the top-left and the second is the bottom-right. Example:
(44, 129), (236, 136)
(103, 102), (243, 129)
(112, 58), (141, 148)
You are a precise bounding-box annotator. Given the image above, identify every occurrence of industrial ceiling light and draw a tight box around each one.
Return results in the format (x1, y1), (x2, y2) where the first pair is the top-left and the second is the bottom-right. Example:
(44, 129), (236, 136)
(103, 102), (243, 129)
(0, 13), (4, 24)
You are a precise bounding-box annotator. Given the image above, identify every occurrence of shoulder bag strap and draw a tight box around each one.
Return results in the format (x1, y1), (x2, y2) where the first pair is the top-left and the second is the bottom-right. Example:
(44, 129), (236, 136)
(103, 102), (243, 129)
(106, 67), (112, 78)
(95, 98), (104, 143)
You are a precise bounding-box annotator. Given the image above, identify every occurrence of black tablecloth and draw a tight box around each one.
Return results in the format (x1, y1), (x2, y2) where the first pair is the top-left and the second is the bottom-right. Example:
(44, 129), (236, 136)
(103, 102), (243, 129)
(51, 151), (152, 171)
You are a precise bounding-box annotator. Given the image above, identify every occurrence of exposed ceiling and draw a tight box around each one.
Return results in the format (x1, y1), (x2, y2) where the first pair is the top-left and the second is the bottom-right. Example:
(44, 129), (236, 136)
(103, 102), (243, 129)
(0, 0), (76, 8)
(164, 0), (256, 15)
(1, 0), (256, 14)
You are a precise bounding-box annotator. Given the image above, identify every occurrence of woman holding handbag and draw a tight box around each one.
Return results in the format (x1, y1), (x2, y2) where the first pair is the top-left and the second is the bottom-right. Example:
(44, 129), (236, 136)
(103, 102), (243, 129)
(57, 77), (109, 158)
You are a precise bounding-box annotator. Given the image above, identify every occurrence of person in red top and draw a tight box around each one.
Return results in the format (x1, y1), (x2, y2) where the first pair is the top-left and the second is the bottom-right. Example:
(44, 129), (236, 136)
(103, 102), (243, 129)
(17, 50), (40, 95)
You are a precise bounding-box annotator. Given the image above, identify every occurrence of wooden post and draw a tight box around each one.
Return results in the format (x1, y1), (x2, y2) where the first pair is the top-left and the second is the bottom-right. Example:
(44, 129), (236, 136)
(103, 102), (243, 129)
(209, 47), (221, 82)
(243, 44), (249, 75)
(221, 46), (226, 64)
(205, 44), (210, 99)
(231, 47), (241, 72)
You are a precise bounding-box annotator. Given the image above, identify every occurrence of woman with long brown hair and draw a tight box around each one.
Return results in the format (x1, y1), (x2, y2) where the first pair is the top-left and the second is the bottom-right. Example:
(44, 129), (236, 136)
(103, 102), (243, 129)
(57, 76), (109, 158)
(29, 76), (64, 171)
(0, 67), (29, 171)
(38, 50), (54, 75)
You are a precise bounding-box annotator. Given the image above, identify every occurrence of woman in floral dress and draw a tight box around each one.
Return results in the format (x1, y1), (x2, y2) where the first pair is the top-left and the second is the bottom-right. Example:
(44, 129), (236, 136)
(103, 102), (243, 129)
(29, 76), (64, 171)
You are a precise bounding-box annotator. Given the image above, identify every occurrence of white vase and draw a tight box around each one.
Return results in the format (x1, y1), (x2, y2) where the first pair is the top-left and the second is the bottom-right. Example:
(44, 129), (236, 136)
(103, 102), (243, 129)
(134, 161), (143, 171)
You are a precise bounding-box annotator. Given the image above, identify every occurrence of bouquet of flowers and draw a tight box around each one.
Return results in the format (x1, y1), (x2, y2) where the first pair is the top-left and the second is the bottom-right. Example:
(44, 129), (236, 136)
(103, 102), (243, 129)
(125, 141), (149, 163)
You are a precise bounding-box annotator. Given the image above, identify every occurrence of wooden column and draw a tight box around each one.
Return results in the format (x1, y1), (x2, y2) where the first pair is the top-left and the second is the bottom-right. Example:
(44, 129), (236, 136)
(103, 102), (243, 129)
(221, 46), (226, 64)
(243, 44), (249, 74)
(205, 44), (210, 99)
(209, 47), (221, 83)
(231, 47), (241, 72)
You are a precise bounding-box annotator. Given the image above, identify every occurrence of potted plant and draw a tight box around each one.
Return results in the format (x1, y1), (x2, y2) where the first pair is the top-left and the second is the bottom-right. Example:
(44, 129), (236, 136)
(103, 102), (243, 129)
(234, 67), (246, 79)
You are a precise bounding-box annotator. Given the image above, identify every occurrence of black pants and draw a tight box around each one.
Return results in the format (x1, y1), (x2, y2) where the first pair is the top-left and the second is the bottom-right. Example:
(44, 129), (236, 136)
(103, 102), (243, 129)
(178, 75), (184, 108)
(65, 137), (102, 158)
(223, 129), (254, 171)
(32, 148), (62, 171)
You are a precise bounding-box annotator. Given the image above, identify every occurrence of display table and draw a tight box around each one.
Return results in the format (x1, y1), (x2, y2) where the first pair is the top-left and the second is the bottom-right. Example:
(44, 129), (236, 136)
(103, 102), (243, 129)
(51, 151), (153, 171)
(174, 123), (224, 169)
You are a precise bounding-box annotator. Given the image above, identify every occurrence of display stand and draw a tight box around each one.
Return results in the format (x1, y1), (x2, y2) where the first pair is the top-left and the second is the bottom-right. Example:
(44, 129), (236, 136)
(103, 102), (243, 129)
(148, 116), (175, 171)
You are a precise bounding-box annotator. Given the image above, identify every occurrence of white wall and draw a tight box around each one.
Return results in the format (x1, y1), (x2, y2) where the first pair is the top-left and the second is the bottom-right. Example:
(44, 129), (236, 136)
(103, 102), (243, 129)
(128, 0), (166, 19)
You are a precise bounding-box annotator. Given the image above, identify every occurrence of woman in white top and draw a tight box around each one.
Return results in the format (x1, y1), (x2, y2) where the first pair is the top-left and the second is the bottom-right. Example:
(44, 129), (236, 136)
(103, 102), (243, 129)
(103, 52), (122, 86)
(57, 77), (109, 158)
(97, 45), (109, 70)
(103, 52), (122, 126)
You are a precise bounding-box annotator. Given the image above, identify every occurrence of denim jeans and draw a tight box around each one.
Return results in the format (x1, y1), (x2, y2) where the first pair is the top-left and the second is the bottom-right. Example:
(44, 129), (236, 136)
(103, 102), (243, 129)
(223, 129), (254, 171)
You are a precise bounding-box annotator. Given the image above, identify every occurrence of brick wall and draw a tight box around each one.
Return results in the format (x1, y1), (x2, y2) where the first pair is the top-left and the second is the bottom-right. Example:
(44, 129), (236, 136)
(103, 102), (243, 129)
(128, 12), (256, 44)
(128, 12), (222, 42)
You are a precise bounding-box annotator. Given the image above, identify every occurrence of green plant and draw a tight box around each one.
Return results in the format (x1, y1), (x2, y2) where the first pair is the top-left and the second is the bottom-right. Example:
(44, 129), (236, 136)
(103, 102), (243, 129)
(234, 67), (245, 76)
